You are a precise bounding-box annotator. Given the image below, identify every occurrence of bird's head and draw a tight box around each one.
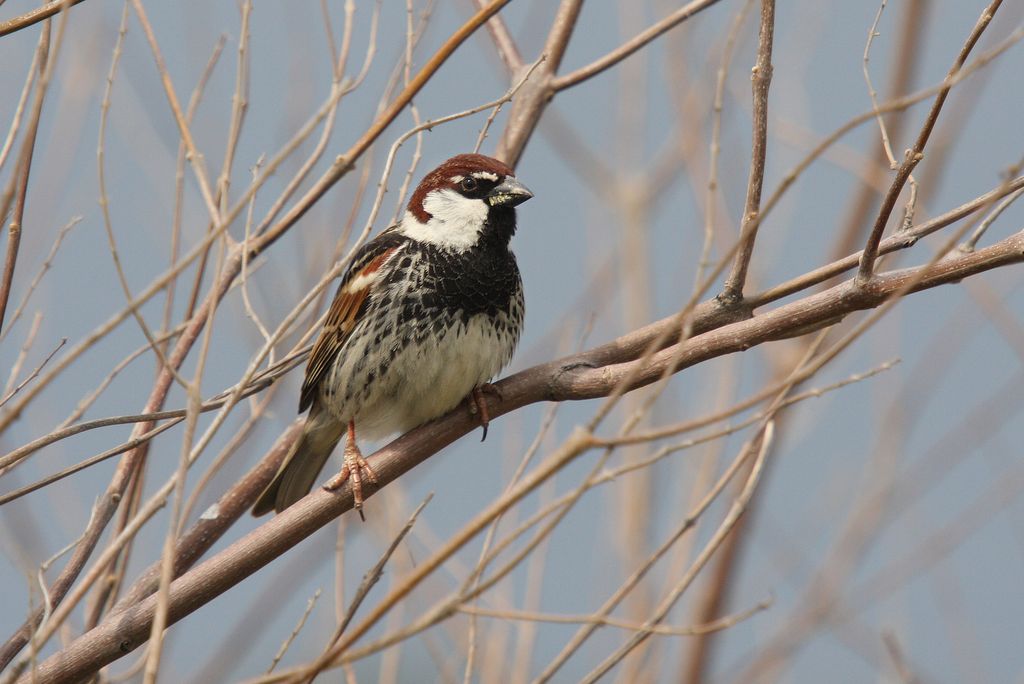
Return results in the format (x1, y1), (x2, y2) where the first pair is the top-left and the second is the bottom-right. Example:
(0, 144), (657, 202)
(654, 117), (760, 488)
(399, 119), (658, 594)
(399, 153), (533, 251)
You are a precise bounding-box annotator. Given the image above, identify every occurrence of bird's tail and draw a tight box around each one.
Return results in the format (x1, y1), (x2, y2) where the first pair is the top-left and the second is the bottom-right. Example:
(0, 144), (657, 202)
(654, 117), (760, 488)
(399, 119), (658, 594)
(252, 407), (344, 516)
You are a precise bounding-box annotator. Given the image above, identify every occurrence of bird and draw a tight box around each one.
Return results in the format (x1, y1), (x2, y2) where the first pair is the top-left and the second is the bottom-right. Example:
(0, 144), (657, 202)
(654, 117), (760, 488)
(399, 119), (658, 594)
(252, 153), (533, 516)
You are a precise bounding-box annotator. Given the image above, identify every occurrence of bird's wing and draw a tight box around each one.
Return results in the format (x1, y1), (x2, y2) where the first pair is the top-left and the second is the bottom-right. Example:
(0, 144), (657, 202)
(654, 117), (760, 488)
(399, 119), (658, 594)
(300, 228), (406, 412)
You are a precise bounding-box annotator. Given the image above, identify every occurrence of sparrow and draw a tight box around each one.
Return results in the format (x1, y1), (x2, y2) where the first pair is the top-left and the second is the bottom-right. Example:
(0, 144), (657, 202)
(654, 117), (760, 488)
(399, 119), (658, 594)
(253, 153), (532, 516)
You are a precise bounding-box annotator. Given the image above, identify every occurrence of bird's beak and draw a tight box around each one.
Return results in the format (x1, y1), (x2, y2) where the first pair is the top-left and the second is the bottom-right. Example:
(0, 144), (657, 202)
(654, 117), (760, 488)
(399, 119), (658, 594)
(486, 176), (533, 207)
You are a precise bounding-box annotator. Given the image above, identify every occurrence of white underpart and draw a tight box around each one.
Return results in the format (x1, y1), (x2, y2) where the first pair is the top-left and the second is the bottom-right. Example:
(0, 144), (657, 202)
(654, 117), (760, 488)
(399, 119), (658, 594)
(398, 188), (489, 251)
(322, 308), (520, 439)
(379, 311), (514, 433)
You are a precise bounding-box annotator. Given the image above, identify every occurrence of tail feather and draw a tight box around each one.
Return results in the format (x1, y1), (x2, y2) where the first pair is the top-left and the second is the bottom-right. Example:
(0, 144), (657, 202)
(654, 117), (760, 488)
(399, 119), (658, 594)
(252, 408), (344, 516)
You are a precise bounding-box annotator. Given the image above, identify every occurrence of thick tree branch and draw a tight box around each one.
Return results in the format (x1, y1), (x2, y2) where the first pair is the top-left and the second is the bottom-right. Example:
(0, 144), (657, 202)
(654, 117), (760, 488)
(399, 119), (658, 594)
(111, 422), (303, 612)
(22, 228), (1024, 683)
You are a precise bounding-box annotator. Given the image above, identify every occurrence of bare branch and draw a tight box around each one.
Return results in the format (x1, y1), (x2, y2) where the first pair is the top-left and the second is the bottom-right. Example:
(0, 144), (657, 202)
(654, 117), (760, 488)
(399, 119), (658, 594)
(20, 222), (1024, 681)
(720, 0), (775, 303)
(580, 422), (774, 683)
(0, 0), (87, 38)
(857, 0), (1003, 281)
(460, 598), (772, 637)
(0, 18), (50, 333)
(0, 336), (64, 409)
(473, 0), (523, 72)
(302, 495), (433, 681)
(551, 0), (727, 92)
(496, 0), (583, 165)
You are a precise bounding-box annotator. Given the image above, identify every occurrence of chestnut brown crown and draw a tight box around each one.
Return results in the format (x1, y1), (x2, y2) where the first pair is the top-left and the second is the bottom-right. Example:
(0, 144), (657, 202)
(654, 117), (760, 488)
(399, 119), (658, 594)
(408, 154), (521, 223)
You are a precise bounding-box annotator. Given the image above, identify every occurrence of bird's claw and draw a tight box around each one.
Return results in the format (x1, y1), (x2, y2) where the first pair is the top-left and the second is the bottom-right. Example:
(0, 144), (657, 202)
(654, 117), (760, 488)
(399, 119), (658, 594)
(323, 441), (378, 522)
(468, 384), (502, 442)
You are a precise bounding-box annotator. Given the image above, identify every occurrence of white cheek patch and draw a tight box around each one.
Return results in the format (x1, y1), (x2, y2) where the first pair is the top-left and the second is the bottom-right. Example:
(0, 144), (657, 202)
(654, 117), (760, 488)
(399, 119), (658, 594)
(400, 188), (489, 250)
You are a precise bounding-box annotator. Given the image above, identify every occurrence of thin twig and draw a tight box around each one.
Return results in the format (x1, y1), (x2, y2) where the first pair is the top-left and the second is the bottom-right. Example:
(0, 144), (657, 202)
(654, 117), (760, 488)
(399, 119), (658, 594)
(863, 0), (899, 169)
(473, 0), (523, 72)
(475, 56), (545, 152)
(162, 35), (226, 356)
(551, 0), (727, 91)
(962, 183), (1024, 251)
(0, 0), (87, 38)
(697, 0), (753, 290)
(2, 311), (41, 397)
(725, 23), (1022, 304)
(537, 422), (774, 681)
(0, 336), (64, 409)
(496, 0), (584, 164)
(460, 596), (771, 637)
(580, 422), (774, 683)
(720, 0), (775, 303)
(0, 326), (296, 477)
(303, 495), (434, 681)
(0, 18), (50, 334)
(0, 216), (80, 344)
(0, 29), (42, 194)
(857, 0), (1003, 281)
(128, 0), (220, 222)
(98, 2), (191, 394)
(253, 0), (512, 247)
(828, 0), (929, 280)
(751, 170), (1024, 308)
(267, 590), (322, 674)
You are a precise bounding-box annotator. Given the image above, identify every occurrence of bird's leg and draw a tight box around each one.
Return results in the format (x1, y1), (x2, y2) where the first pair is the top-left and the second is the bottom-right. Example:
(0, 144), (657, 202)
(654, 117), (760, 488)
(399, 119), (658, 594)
(468, 383), (502, 442)
(323, 420), (378, 521)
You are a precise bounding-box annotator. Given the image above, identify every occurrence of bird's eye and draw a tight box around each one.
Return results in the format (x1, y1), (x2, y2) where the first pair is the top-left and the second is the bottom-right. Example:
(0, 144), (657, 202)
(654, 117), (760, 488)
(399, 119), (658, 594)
(460, 177), (479, 192)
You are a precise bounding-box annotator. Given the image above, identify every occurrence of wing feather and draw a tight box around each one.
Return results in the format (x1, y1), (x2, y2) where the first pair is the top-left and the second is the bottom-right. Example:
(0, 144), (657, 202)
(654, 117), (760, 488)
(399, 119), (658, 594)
(299, 232), (405, 412)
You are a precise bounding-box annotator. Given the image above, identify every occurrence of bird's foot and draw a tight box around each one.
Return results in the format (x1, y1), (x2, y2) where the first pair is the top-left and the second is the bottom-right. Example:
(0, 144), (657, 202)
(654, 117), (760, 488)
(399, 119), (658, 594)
(468, 383), (502, 442)
(323, 439), (378, 521)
